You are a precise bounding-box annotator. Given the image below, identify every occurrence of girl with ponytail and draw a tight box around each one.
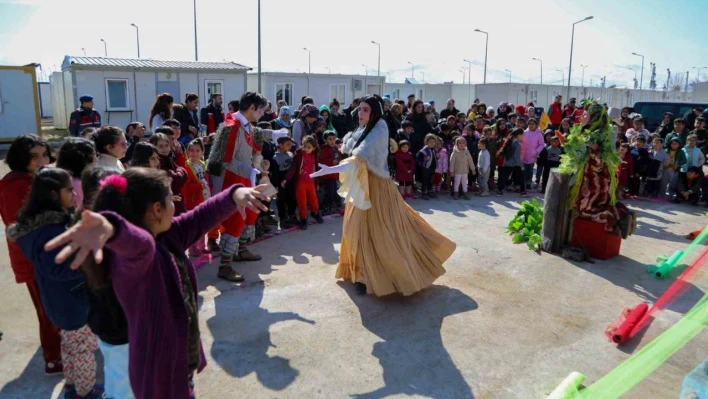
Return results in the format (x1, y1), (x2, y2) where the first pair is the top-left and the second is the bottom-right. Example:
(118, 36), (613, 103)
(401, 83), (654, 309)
(44, 168), (270, 399)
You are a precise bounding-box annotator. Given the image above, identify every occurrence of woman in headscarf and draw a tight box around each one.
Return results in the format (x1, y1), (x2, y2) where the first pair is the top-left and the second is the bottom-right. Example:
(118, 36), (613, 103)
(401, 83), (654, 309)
(311, 95), (456, 296)
(292, 104), (318, 147)
(271, 106), (293, 132)
(319, 104), (336, 132)
(655, 112), (675, 139)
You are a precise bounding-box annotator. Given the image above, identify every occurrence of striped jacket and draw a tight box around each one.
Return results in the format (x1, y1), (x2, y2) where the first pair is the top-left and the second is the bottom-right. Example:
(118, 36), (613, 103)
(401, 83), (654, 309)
(69, 108), (101, 136)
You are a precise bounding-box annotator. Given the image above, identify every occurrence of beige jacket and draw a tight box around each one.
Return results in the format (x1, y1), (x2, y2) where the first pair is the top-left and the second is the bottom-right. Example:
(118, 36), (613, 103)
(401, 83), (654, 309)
(449, 147), (476, 175)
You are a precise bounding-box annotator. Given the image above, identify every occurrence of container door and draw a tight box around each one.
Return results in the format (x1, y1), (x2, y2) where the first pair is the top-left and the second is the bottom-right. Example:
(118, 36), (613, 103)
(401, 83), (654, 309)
(0, 66), (40, 141)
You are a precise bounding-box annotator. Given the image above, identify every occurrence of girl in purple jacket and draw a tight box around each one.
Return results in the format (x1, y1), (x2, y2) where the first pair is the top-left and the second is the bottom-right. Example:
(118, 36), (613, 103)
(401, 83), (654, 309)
(522, 118), (546, 189)
(44, 168), (269, 399)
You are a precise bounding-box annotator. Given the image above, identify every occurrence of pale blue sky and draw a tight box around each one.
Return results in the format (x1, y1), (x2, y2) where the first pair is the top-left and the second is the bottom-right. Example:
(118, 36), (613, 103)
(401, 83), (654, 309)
(1, 0), (706, 88)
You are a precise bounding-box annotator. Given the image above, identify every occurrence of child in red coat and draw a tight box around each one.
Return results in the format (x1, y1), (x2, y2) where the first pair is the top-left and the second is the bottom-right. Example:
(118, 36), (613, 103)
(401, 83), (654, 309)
(183, 139), (215, 256)
(618, 143), (634, 199)
(284, 135), (324, 230)
(395, 140), (416, 199)
(318, 131), (342, 214)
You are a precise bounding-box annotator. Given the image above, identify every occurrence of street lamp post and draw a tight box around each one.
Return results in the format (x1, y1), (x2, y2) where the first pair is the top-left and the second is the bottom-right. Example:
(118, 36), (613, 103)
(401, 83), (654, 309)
(580, 64), (588, 86)
(505, 69), (511, 82)
(130, 23), (140, 58)
(371, 41), (381, 94)
(567, 16), (593, 99)
(693, 66), (707, 81)
(420, 71), (425, 83)
(303, 48), (311, 74)
(325, 66), (331, 74)
(464, 59), (472, 106)
(100, 39), (107, 57)
(532, 58), (542, 84)
(82, 48), (86, 56)
(460, 68), (466, 84)
(632, 52), (645, 90)
(362, 64), (368, 76)
(556, 69), (565, 86)
(474, 29), (488, 83)
(193, 0), (198, 61)
(407, 61), (414, 78)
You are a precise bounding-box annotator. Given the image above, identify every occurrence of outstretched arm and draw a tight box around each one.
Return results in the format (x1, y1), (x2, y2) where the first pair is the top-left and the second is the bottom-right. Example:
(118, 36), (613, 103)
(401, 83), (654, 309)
(310, 161), (354, 178)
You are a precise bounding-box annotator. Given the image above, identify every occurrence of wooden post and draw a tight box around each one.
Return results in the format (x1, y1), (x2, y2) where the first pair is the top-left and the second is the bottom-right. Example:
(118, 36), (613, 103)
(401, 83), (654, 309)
(541, 169), (573, 253)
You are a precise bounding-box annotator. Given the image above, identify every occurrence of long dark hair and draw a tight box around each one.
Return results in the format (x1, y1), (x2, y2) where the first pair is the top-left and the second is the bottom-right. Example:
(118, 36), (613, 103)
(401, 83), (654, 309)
(410, 100), (424, 118)
(56, 138), (96, 178)
(149, 93), (174, 127)
(4, 134), (55, 172)
(16, 168), (73, 222)
(353, 95), (385, 150)
(95, 126), (125, 155)
(80, 167), (120, 288)
(131, 142), (158, 167)
(92, 168), (171, 230)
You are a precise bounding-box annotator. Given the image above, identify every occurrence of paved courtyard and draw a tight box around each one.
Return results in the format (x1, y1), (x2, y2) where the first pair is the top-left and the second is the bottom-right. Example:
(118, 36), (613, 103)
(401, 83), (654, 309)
(0, 185), (706, 398)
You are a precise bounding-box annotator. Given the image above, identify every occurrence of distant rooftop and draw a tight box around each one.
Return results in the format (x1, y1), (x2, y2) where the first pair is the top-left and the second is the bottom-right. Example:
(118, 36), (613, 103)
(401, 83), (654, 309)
(405, 78), (422, 84)
(62, 56), (251, 72)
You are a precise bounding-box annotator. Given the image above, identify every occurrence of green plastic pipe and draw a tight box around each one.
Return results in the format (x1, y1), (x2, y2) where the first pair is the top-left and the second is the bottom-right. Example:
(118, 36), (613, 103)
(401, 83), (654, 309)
(547, 372), (585, 399)
(654, 250), (685, 279)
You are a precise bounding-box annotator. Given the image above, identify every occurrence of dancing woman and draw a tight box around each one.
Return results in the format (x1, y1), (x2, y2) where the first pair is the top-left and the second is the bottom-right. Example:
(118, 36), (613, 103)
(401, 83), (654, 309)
(312, 95), (456, 296)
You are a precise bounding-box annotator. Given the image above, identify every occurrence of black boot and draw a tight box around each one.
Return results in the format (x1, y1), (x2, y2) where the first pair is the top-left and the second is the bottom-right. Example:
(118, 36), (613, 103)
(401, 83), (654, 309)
(355, 282), (367, 295)
(299, 218), (309, 230)
(312, 212), (324, 224)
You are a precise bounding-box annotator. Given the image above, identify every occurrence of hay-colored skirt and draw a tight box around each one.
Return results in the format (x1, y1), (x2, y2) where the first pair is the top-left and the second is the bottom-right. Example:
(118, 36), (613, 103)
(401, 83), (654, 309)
(335, 158), (456, 296)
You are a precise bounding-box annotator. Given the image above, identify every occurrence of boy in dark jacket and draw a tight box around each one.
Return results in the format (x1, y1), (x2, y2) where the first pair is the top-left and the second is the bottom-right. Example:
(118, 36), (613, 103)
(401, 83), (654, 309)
(674, 166), (703, 204)
(540, 136), (564, 194)
(318, 131), (343, 214)
(630, 136), (650, 195)
(270, 137), (297, 226)
(396, 120), (414, 143)
(416, 134), (438, 200)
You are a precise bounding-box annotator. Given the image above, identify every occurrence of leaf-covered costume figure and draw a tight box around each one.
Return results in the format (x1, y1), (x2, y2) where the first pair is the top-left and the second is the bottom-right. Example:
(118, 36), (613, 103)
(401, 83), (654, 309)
(559, 97), (629, 232)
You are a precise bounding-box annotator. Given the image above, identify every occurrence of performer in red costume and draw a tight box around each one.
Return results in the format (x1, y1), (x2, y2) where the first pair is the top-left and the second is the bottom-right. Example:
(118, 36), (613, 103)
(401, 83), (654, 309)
(207, 92), (288, 281)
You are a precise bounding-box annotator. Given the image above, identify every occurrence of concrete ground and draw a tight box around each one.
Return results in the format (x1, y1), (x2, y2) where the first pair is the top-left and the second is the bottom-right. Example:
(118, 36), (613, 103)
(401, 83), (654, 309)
(0, 182), (707, 398)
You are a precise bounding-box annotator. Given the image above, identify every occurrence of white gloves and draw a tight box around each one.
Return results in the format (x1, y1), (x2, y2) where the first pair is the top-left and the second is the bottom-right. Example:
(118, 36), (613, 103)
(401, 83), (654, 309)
(250, 168), (259, 187)
(309, 162), (353, 179)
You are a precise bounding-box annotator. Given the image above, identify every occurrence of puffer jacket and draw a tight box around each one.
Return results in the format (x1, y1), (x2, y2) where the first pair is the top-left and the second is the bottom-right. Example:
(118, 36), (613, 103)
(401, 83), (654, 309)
(449, 147), (476, 175)
(0, 171), (34, 283)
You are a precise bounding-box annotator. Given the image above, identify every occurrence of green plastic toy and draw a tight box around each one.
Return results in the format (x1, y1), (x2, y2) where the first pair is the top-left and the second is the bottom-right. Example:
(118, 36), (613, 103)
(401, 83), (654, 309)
(547, 372), (586, 399)
(648, 250), (684, 279)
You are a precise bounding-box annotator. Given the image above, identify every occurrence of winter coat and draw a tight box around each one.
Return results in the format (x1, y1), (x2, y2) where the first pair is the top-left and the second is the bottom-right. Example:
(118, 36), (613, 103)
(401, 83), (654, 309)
(435, 148), (449, 174)
(548, 101), (563, 125)
(69, 108), (101, 137)
(96, 153), (126, 172)
(172, 103), (199, 141)
(199, 104), (225, 134)
(449, 147), (476, 175)
(440, 107), (460, 120)
(404, 114), (435, 154)
(666, 146), (687, 171)
(158, 154), (188, 215)
(417, 147), (437, 169)
(648, 149), (668, 180)
(664, 131), (690, 149)
(269, 151), (293, 188)
(0, 171), (34, 283)
(385, 112), (403, 140)
(504, 139), (523, 167)
(522, 128), (545, 164)
(318, 145), (342, 181)
(183, 159), (211, 210)
(9, 211), (88, 331)
(682, 146), (706, 172)
(99, 188), (240, 399)
(284, 148), (318, 186)
(618, 153), (634, 187)
(395, 151), (415, 182)
(331, 112), (348, 138)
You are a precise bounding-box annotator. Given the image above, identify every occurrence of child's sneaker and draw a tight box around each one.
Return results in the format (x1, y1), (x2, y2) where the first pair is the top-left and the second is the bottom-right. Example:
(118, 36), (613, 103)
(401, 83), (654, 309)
(80, 385), (105, 399)
(496, 190), (503, 196)
(480, 192), (490, 197)
(452, 193), (458, 200)
(421, 194), (430, 200)
(520, 192), (529, 198)
(462, 193), (471, 200)
(312, 212), (324, 224)
(45, 359), (63, 376)
(299, 218), (309, 230)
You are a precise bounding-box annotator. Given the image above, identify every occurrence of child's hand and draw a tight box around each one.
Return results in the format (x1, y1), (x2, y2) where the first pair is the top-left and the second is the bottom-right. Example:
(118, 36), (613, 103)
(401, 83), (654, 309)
(408, 170), (413, 174)
(172, 195), (181, 202)
(334, 160), (339, 165)
(232, 185), (270, 218)
(44, 210), (115, 269)
(425, 156), (431, 161)
(281, 181), (287, 188)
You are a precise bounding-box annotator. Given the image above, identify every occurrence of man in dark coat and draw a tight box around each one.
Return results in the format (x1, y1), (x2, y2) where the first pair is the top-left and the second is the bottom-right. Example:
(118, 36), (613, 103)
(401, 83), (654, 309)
(439, 99), (460, 120)
(200, 94), (224, 133)
(172, 93), (200, 143)
(69, 95), (101, 136)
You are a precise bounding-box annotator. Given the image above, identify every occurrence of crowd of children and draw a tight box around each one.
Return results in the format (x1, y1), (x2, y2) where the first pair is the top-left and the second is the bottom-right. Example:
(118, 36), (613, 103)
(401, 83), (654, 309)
(2, 91), (708, 399)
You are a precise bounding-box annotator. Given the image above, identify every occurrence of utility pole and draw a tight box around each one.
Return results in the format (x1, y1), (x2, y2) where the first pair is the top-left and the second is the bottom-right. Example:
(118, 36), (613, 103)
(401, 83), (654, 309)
(257, 0), (261, 92)
(193, 0), (199, 60)
(685, 71), (690, 92)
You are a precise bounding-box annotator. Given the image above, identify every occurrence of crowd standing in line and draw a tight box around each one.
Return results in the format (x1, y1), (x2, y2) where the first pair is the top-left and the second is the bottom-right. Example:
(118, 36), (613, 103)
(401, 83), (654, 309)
(2, 88), (708, 399)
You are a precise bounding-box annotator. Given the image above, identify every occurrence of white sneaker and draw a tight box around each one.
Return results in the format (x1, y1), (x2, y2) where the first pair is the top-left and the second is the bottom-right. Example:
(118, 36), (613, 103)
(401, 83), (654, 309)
(480, 192), (490, 197)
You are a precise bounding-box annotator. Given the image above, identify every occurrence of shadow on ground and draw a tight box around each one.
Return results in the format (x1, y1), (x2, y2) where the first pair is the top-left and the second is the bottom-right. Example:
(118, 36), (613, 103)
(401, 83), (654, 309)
(200, 225), (340, 391)
(0, 349), (61, 398)
(339, 283), (479, 399)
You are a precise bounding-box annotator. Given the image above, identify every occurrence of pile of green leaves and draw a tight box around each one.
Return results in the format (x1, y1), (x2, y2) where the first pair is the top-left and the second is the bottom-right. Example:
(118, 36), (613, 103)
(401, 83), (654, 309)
(506, 198), (543, 251)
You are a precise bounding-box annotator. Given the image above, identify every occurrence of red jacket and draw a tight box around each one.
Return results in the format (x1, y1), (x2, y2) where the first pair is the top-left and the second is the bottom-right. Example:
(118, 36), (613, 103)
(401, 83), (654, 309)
(158, 154), (188, 215)
(0, 171), (34, 283)
(284, 148), (318, 186)
(182, 160), (211, 211)
(395, 150), (415, 182)
(318, 145), (342, 181)
(548, 101), (563, 125)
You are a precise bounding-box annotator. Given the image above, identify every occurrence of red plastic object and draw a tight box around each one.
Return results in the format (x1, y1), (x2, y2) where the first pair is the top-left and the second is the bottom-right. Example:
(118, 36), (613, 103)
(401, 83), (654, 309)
(611, 303), (648, 344)
(207, 114), (216, 134)
(571, 218), (621, 260)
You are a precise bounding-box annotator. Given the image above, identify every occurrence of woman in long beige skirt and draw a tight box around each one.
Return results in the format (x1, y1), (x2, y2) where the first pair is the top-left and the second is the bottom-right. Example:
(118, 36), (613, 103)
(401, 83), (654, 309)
(311, 95), (456, 296)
